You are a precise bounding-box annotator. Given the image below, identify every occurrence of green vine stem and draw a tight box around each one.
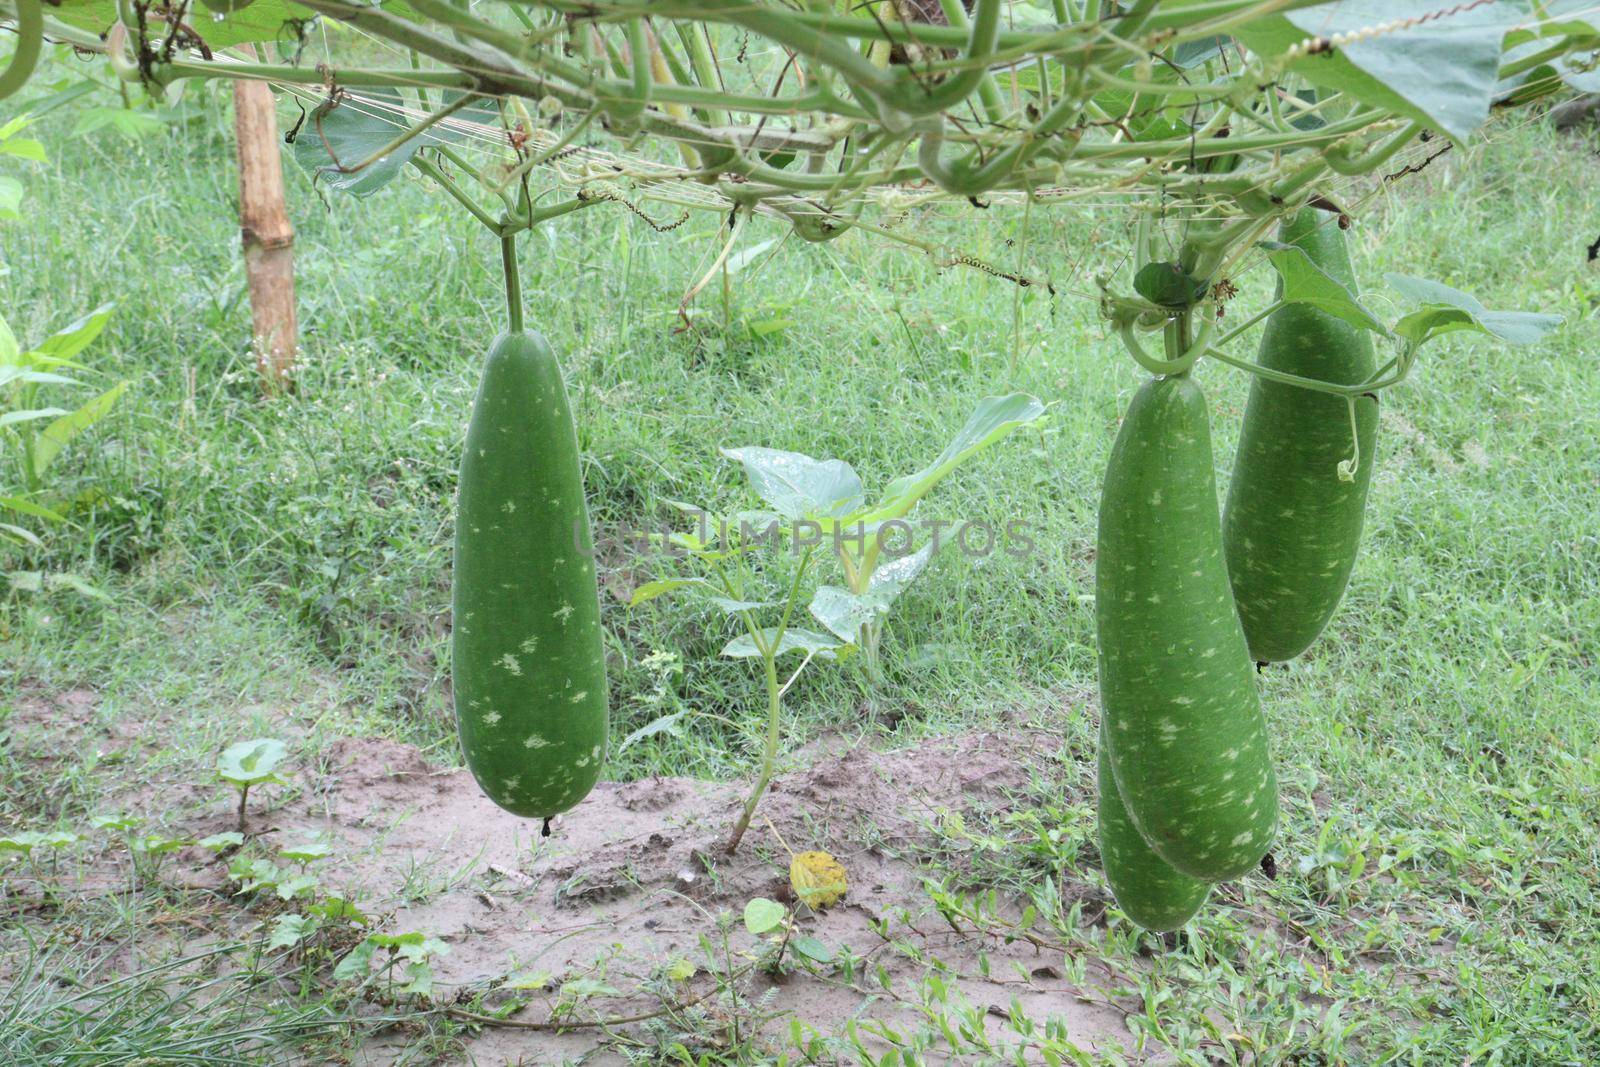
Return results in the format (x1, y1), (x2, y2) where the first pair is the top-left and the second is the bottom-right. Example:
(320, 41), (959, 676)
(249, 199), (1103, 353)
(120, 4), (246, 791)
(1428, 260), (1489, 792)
(501, 232), (523, 335)
(0, 0), (43, 101)
(1119, 311), (1213, 377)
(724, 546), (817, 854)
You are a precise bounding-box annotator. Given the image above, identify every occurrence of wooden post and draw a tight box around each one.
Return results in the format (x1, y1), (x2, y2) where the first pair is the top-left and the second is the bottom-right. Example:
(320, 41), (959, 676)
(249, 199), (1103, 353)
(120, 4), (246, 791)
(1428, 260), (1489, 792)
(232, 57), (297, 393)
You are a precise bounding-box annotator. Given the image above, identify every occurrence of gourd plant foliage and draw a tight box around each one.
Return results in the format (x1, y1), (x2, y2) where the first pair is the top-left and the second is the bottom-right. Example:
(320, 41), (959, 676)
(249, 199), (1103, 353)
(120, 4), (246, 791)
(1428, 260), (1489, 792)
(629, 392), (1046, 852)
(217, 737), (288, 832)
(14, 0), (1599, 300)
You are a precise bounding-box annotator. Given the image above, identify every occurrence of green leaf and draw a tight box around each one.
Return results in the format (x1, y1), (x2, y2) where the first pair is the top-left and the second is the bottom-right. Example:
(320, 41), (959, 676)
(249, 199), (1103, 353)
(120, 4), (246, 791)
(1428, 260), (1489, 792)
(1234, 1), (1521, 142)
(628, 578), (711, 606)
(292, 88), (420, 197)
(279, 837), (334, 864)
(29, 303), (114, 365)
(722, 628), (841, 660)
(869, 394), (1048, 522)
(198, 832), (245, 852)
(664, 957), (697, 981)
(706, 595), (780, 614)
(399, 961), (435, 997)
(506, 969), (557, 990)
(866, 539), (939, 601)
(307, 896), (370, 925)
(130, 834), (190, 856)
(0, 314), (17, 362)
(333, 939), (377, 982)
(558, 976), (618, 999)
(1258, 240), (1388, 333)
(30, 381), (129, 481)
(743, 897), (787, 935)
(51, 0), (316, 48)
(217, 738), (289, 787)
(267, 914), (315, 951)
(0, 176), (22, 220)
(0, 137), (46, 162)
(1385, 274), (1563, 346)
(1173, 35), (1231, 68)
(791, 935), (834, 965)
(807, 586), (894, 645)
(616, 711), (688, 753)
(720, 447), (865, 521)
(1133, 261), (1207, 307)
(275, 874), (321, 901)
(0, 832), (45, 855)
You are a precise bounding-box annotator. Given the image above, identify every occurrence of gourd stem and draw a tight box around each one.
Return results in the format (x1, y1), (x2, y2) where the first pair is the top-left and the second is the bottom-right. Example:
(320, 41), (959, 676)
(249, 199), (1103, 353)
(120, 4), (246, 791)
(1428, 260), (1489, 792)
(501, 233), (523, 335)
(0, 0), (43, 101)
(725, 653), (781, 854)
(1120, 312), (1212, 376)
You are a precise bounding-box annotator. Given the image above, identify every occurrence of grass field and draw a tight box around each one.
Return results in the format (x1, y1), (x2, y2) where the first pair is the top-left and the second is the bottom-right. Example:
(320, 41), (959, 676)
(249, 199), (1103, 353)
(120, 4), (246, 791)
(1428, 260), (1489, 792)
(3, 77), (1599, 1064)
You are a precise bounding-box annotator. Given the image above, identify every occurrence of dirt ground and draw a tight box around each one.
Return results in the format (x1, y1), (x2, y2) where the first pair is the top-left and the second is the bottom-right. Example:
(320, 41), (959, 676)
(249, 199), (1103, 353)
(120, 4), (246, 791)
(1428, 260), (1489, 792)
(6, 684), (1172, 1063)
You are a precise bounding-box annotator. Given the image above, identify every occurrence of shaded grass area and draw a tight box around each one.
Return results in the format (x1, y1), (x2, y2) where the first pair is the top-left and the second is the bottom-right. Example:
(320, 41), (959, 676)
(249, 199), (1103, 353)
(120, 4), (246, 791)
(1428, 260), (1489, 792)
(2, 85), (1598, 1064)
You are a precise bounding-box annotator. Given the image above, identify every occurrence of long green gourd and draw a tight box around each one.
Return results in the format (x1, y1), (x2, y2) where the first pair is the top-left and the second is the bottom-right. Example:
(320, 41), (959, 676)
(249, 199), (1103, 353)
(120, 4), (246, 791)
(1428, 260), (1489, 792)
(1096, 374), (1278, 882)
(1097, 721), (1210, 931)
(1224, 210), (1379, 664)
(453, 330), (608, 821)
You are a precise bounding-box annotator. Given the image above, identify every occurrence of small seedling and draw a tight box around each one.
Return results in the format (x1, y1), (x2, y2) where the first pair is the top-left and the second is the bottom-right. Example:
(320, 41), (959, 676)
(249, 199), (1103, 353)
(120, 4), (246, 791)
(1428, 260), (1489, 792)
(217, 738), (288, 831)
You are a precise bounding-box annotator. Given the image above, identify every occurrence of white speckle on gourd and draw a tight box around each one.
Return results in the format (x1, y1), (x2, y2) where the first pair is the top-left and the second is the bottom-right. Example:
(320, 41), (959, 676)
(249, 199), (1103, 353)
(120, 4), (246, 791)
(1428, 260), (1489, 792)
(482, 710), (501, 726)
(570, 691), (588, 703)
(497, 654), (522, 675)
(524, 734), (550, 749)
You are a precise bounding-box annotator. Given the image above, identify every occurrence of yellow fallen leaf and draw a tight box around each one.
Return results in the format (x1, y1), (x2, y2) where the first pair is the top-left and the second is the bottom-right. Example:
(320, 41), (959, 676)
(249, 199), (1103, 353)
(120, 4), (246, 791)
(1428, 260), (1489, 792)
(790, 850), (847, 909)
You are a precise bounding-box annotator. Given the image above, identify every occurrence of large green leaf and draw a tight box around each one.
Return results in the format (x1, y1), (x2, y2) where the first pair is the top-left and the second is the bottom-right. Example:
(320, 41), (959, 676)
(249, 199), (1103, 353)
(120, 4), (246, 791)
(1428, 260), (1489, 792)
(1386, 274), (1563, 346)
(867, 539), (938, 599)
(51, 0), (317, 49)
(868, 393), (1047, 522)
(807, 586), (893, 645)
(1235, 1), (1525, 141)
(216, 737), (288, 787)
(720, 446), (865, 521)
(292, 88), (419, 197)
(1258, 239), (1388, 333)
(721, 628), (841, 660)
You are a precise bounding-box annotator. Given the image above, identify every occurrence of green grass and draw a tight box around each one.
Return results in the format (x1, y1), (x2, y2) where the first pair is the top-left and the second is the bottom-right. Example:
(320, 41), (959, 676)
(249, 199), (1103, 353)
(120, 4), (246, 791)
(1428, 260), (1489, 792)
(3, 77), (1599, 1065)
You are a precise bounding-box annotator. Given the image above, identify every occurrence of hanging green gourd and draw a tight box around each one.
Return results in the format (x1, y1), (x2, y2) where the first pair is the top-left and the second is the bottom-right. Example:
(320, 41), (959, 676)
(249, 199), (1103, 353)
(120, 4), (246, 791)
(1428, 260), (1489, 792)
(452, 235), (608, 825)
